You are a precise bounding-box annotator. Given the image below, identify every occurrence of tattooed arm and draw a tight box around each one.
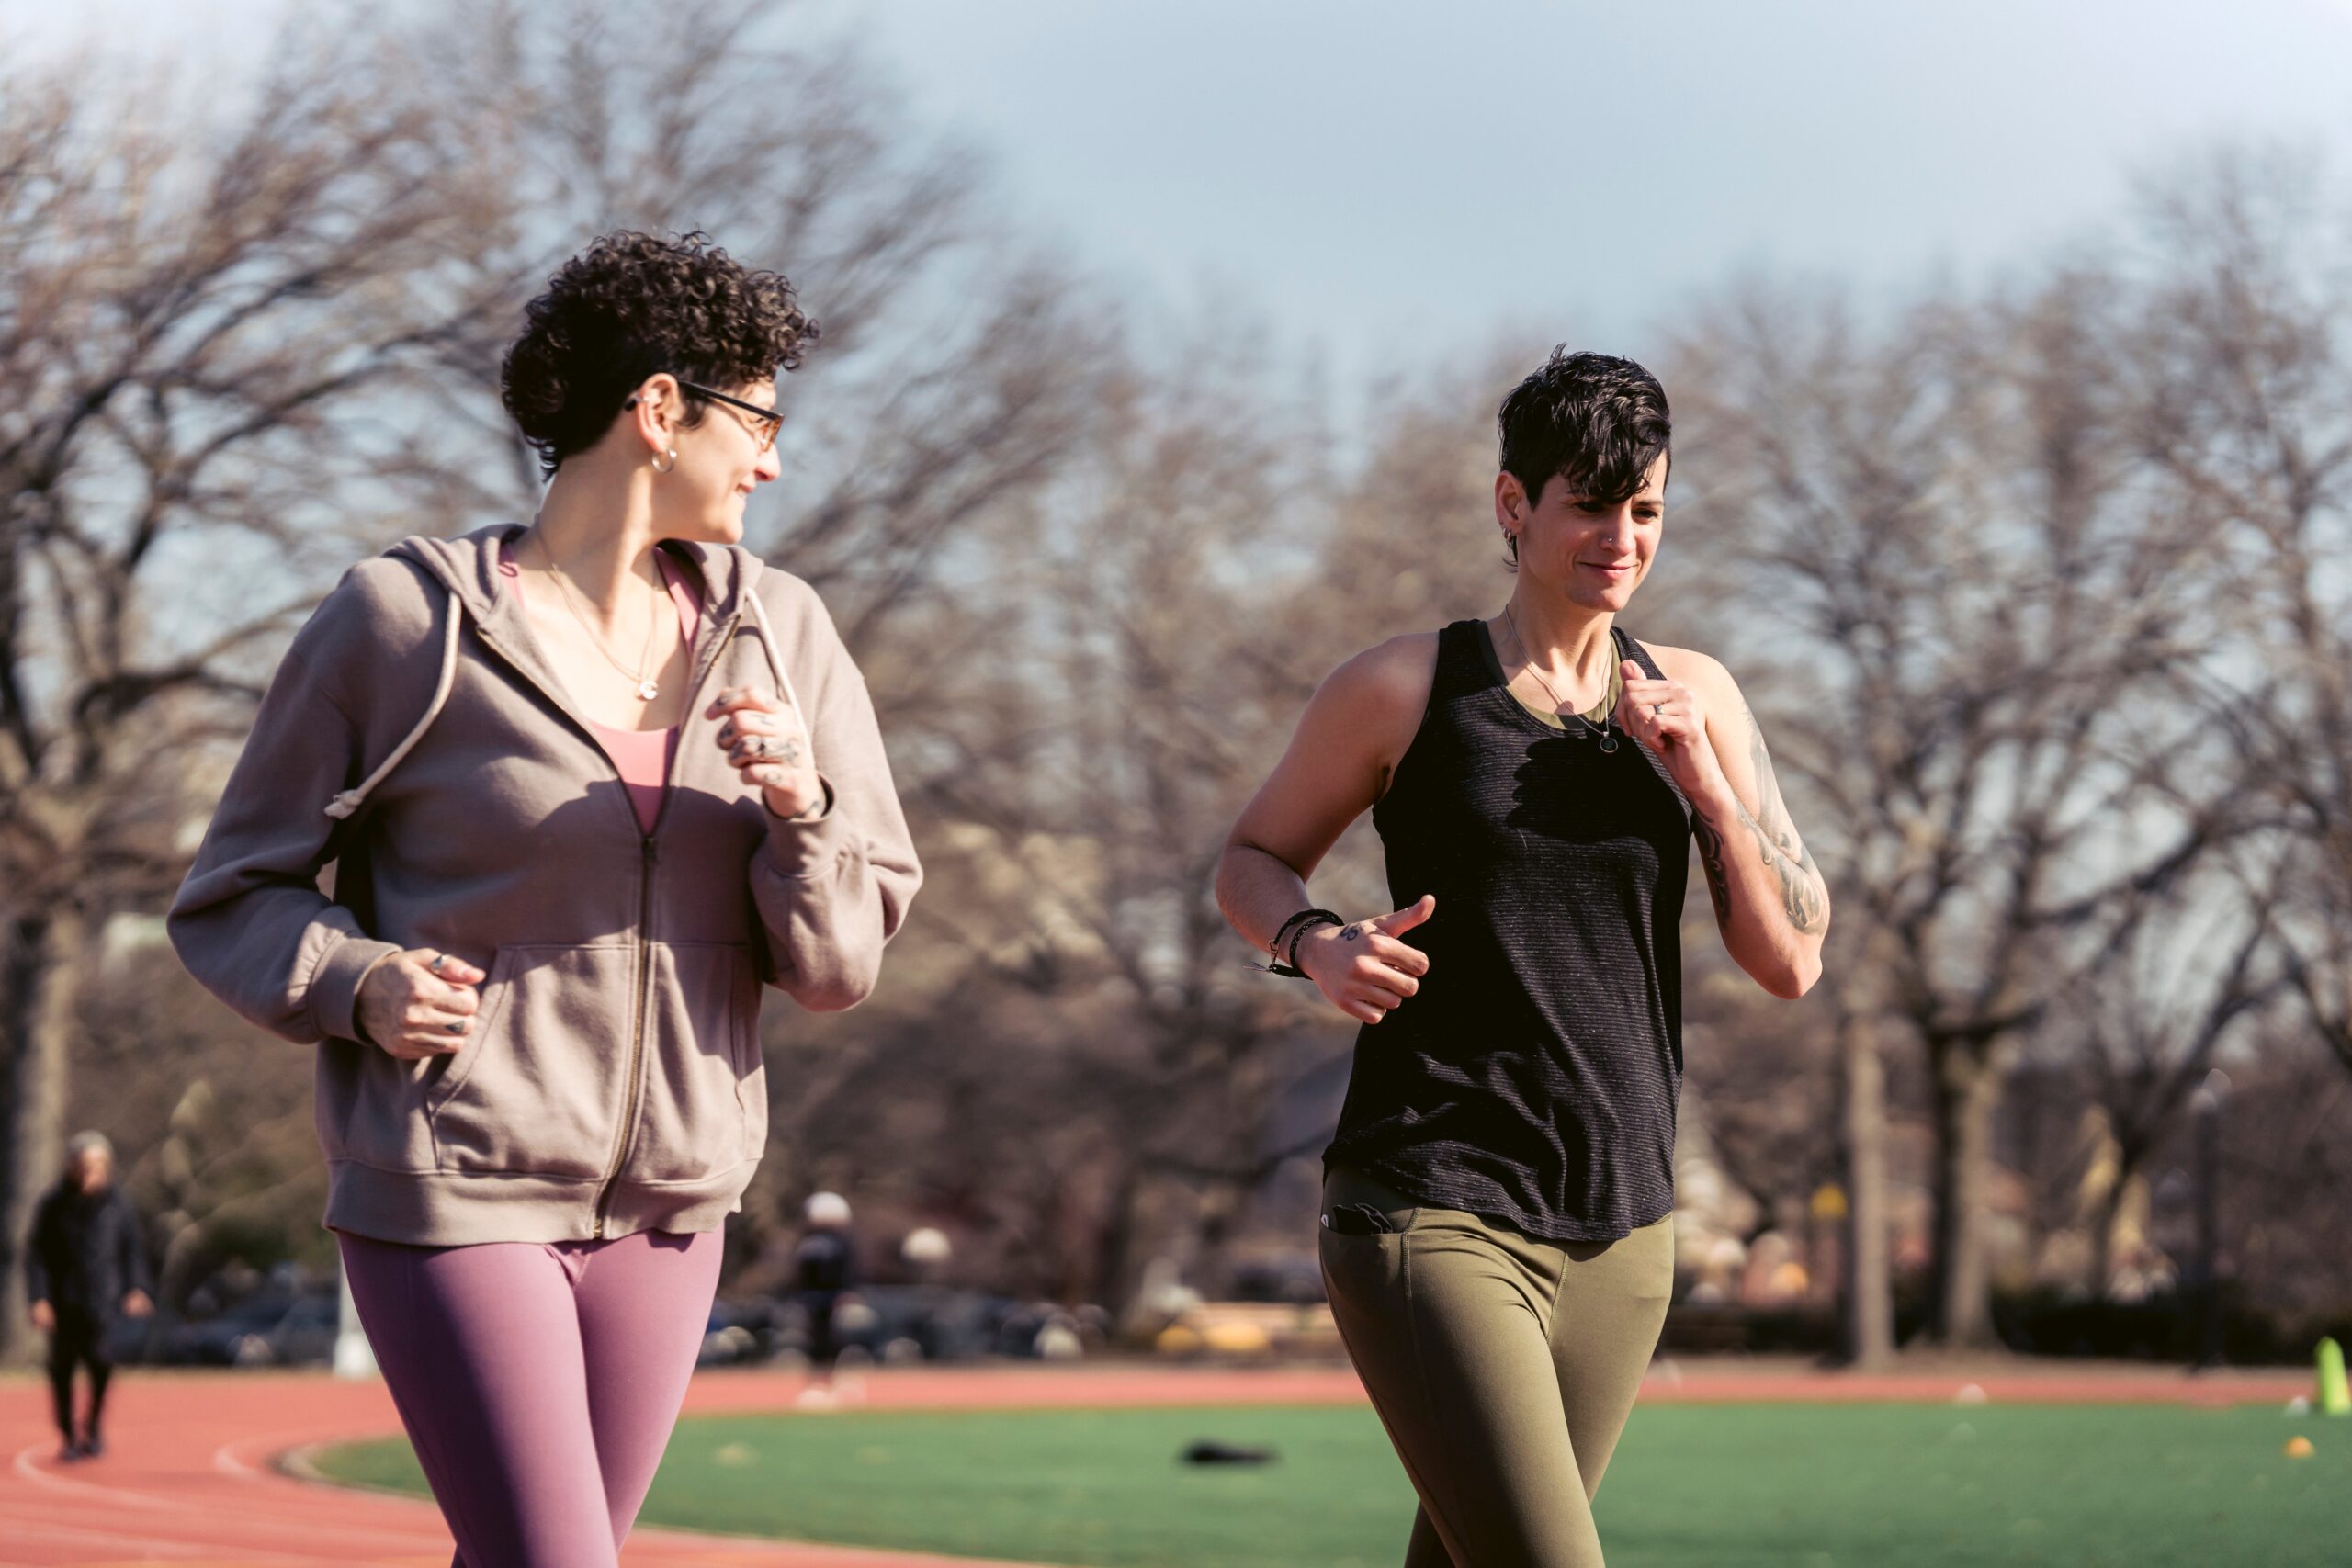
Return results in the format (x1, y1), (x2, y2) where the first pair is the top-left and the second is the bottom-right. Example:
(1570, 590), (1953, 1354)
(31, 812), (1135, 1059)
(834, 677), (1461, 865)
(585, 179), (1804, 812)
(1643, 647), (1830, 998)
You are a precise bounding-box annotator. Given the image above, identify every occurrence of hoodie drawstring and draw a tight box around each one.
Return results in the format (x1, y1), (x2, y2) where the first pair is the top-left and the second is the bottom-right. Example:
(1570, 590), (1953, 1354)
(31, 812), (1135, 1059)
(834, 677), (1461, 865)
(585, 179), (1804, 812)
(325, 587), (463, 820)
(323, 574), (802, 823)
(741, 587), (807, 728)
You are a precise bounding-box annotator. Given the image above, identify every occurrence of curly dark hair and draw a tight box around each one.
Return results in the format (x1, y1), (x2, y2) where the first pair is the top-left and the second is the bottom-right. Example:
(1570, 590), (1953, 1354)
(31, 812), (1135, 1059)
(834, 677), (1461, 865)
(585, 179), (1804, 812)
(1497, 349), (1671, 558)
(501, 230), (818, 478)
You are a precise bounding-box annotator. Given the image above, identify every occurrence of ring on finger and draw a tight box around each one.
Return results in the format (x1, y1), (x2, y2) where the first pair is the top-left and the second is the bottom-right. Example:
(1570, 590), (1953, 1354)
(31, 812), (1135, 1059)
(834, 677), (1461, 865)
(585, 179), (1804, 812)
(445, 1021), (463, 1034)
(429, 953), (446, 973)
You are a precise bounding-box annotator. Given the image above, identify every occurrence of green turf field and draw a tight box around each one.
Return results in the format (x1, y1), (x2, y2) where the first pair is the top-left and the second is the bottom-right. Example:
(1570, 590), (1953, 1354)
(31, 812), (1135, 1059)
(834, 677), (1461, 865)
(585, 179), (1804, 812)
(311, 1400), (2349, 1567)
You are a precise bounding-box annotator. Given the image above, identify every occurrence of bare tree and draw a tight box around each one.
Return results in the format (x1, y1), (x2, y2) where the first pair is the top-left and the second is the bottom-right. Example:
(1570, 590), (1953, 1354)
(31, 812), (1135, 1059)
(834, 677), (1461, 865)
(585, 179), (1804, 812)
(942, 345), (1334, 1303)
(1679, 945), (1841, 1243)
(2041, 860), (2283, 1295)
(0, 0), (1103, 1355)
(2120, 150), (2352, 1083)
(0, 36), (508, 1352)
(1671, 260), (2247, 1348)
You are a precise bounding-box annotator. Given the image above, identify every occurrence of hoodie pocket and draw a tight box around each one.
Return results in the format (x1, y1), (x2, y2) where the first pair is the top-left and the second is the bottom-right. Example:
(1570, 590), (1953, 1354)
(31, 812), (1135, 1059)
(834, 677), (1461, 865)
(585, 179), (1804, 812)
(626, 941), (763, 1183)
(427, 942), (635, 1179)
(326, 1036), (444, 1174)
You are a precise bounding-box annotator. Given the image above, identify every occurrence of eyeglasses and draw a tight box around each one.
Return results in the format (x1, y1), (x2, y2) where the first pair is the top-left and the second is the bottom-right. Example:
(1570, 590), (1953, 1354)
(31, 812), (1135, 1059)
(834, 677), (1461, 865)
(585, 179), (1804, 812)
(675, 379), (784, 453)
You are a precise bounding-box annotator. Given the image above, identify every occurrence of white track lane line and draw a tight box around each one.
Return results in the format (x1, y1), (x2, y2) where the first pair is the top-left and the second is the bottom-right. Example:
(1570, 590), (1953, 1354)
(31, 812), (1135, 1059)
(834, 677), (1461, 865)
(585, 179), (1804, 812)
(0, 1506), (285, 1561)
(12, 1440), (442, 1561)
(10, 1441), (179, 1508)
(17, 1435), (1050, 1568)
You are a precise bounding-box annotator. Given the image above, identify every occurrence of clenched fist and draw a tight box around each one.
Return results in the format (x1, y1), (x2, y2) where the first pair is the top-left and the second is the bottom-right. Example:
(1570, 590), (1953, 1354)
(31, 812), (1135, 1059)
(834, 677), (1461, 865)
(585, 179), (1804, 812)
(707, 685), (823, 820)
(1297, 895), (1437, 1025)
(1614, 660), (1730, 806)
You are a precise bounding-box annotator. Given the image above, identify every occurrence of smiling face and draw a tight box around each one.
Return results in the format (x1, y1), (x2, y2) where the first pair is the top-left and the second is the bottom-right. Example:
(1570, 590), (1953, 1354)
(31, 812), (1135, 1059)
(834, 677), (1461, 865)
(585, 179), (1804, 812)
(1491, 349), (1673, 612)
(1497, 452), (1668, 613)
(639, 375), (784, 546)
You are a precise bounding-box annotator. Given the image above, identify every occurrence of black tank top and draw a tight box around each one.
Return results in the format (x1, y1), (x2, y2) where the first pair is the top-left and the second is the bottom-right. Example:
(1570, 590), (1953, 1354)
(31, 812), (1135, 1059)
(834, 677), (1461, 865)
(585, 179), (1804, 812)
(1323, 618), (1693, 1242)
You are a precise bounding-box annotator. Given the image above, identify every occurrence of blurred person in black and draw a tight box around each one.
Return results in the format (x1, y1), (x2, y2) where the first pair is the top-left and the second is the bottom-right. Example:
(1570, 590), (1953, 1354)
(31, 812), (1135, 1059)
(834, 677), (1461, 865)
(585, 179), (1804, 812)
(25, 1132), (154, 1461)
(792, 1190), (856, 1405)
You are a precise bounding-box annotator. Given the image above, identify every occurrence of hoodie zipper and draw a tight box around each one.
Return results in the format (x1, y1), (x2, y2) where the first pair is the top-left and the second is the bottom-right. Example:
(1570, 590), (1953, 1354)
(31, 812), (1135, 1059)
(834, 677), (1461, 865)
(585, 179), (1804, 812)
(591, 832), (659, 1240)
(408, 540), (759, 1239)
(586, 604), (748, 1239)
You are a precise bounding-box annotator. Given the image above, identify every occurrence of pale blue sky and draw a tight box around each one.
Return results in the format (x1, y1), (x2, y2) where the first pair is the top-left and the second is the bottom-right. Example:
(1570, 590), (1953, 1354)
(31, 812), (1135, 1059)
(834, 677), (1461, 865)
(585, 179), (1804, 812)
(18, 0), (2352, 385)
(835, 0), (2352, 377)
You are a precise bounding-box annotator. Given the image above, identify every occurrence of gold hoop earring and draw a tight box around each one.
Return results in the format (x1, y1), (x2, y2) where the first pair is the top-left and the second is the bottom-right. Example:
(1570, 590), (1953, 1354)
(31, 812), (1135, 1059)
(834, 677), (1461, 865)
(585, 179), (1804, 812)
(650, 446), (676, 474)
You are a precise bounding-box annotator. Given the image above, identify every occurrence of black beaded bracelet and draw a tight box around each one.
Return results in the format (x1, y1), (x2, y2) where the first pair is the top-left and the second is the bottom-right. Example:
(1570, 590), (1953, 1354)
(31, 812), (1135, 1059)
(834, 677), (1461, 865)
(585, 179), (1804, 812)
(1253, 908), (1343, 977)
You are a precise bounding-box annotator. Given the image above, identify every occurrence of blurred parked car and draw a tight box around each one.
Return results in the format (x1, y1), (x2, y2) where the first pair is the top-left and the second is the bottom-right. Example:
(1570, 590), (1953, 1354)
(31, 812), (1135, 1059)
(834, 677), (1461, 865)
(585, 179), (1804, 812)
(688, 1285), (1099, 1368)
(698, 1296), (782, 1367)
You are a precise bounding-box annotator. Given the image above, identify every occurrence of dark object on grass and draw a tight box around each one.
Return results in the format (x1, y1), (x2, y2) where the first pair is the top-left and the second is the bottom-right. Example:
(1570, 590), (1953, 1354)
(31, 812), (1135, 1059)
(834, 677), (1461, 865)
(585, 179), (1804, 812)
(1181, 1439), (1274, 1465)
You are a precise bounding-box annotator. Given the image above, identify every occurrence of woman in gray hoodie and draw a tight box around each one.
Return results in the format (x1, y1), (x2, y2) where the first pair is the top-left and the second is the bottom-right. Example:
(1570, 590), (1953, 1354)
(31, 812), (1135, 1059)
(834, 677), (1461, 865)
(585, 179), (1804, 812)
(168, 231), (921, 1567)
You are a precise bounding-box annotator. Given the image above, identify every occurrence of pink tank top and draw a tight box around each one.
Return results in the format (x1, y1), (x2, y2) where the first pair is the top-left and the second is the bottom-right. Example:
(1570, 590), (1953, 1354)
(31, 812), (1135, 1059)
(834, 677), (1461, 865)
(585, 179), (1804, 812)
(498, 538), (702, 836)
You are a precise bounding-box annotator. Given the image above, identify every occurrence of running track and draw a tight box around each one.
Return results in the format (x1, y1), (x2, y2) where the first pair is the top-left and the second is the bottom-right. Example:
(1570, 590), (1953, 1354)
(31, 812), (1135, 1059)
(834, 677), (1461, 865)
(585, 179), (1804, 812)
(0, 1359), (2309, 1566)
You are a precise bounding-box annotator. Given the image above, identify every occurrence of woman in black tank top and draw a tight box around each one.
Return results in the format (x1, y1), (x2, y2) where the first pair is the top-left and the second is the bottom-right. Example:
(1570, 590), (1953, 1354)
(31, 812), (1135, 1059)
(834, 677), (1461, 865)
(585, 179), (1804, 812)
(1216, 351), (1830, 1567)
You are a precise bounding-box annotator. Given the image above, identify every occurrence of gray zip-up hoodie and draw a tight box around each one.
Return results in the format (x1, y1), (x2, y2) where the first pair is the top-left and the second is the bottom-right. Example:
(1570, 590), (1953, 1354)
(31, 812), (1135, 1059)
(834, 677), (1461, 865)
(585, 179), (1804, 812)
(166, 523), (921, 1247)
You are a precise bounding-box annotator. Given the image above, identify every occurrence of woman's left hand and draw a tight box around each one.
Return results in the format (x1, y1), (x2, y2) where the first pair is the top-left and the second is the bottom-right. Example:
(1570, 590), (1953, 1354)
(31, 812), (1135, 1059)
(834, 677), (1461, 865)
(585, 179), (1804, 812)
(1615, 660), (1731, 806)
(707, 685), (823, 819)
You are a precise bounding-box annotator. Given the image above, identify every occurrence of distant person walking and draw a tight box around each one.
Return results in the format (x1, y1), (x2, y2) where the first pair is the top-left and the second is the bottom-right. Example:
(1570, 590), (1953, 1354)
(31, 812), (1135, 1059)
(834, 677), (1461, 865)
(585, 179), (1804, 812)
(25, 1132), (153, 1461)
(792, 1190), (858, 1406)
(1217, 351), (1830, 1566)
(167, 231), (921, 1568)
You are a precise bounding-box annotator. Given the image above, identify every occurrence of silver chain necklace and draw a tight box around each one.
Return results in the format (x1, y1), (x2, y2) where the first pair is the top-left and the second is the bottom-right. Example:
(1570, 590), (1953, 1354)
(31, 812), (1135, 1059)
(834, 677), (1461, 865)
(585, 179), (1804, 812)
(526, 529), (666, 701)
(1503, 604), (1620, 752)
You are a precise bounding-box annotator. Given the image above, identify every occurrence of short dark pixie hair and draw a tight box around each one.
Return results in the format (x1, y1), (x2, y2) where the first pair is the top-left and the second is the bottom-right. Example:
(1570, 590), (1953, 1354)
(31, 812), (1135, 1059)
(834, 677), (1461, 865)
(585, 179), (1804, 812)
(1497, 348), (1671, 514)
(501, 230), (817, 478)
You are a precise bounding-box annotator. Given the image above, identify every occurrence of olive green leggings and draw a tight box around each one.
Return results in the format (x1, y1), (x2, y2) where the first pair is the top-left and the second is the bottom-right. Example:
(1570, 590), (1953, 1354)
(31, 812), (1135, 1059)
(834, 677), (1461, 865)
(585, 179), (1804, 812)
(1317, 1164), (1676, 1567)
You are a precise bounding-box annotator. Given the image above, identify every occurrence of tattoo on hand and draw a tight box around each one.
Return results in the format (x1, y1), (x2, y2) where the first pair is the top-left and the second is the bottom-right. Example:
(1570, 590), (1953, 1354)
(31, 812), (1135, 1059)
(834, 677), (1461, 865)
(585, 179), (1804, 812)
(1341, 925), (1363, 941)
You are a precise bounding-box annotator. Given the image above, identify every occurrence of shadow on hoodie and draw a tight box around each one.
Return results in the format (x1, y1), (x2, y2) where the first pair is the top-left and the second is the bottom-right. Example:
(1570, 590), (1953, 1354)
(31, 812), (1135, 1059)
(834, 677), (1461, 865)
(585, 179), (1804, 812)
(166, 523), (922, 1247)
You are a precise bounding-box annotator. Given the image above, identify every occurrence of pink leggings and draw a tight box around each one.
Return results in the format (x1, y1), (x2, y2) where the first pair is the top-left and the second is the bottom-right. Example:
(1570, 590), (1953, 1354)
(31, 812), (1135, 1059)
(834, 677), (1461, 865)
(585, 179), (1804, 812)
(336, 1225), (723, 1568)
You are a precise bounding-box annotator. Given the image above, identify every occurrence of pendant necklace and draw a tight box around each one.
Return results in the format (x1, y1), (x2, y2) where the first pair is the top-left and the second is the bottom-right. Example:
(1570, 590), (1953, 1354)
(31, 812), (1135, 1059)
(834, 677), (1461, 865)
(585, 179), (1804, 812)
(1504, 606), (1620, 752)
(530, 529), (665, 700)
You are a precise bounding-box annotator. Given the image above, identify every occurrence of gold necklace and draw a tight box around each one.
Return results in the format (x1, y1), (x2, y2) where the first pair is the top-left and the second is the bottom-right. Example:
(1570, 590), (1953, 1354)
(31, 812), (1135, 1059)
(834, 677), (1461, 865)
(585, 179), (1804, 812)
(527, 529), (666, 701)
(1503, 605), (1620, 751)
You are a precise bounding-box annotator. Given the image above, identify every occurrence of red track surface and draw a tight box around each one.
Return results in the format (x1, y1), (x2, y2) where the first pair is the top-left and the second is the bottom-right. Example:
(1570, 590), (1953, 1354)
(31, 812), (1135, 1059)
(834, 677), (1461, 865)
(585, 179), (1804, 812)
(0, 1359), (2311, 1566)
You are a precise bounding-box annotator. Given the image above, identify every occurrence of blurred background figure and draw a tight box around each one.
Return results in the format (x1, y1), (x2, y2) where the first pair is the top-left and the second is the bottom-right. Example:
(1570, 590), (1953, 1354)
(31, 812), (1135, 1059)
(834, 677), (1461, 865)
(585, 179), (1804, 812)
(3, 0), (2351, 1416)
(793, 1191), (858, 1407)
(24, 1132), (153, 1461)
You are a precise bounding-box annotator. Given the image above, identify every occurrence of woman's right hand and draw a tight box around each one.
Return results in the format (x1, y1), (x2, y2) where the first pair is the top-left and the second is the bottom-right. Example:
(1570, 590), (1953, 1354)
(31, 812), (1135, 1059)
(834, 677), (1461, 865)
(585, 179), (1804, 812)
(1296, 896), (1435, 1024)
(356, 949), (487, 1059)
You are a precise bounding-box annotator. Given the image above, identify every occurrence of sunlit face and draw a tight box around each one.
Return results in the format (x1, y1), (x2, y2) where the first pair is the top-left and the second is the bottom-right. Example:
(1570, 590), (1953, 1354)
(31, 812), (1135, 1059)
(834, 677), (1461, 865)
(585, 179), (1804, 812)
(647, 376), (784, 545)
(72, 1146), (110, 1192)
(1495, 452), (1668, 613)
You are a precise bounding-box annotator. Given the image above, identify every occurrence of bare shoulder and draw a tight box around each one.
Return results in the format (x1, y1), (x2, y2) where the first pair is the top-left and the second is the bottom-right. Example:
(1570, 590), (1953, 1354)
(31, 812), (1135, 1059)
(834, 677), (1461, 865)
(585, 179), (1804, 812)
(1324, 630), (1442, 720)
(1321, 630), (1442, 803)
(1639, 641), (1743, 706)
(1228, 630), (1442, 866)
